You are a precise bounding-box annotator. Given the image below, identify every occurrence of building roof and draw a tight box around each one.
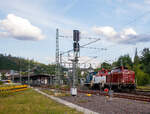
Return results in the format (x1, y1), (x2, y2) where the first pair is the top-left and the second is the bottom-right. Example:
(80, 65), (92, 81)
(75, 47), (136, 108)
(0, 70), (11, 73)
(13, 74), (55, 79)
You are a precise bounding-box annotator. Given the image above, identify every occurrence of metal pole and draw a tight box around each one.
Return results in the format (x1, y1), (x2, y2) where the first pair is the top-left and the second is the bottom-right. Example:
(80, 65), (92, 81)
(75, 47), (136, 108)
(71, 53), (78, 96)
(72, 51), (78, 88)
(71, 30), (80, 96)
(12, 74), (14, 83)
(60, 53), (62, 84)
(28, 59), (30, 85)
(55, 28), (60, 85)
(19, 57), (22, 84)
(75, 52), (79, 85)
(72, 59), (76, 88)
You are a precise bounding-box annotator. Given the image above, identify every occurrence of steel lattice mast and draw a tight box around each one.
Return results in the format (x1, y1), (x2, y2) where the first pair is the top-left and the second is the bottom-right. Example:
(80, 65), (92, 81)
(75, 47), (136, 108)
(55, 28), (60, 85)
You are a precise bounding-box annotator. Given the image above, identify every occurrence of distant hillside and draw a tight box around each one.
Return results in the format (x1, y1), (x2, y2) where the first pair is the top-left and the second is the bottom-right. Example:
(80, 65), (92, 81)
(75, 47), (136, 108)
(0, 53), (56, 75)
(0, 53), (36, 71)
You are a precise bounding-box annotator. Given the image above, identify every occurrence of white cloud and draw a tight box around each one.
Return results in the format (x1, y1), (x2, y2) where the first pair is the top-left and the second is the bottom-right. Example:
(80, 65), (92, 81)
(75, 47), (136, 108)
(92, 26), (117, 38)
(0, 32), (9, 37)
(0, 14), (45, 41)
(80, 30), (89, 36)
(78, 56), (100, 68)
(93, 26), (150, 44)
(120, 28), (137, 39)
(121, 28), (137, 36)
(92, 26), (141, 44)
(0, 0), (86, 32)
(144, 0), (150, 4)
(43, 56), (55, 64)
(119, 34), (150, 44)
(60, 55), (100, 68)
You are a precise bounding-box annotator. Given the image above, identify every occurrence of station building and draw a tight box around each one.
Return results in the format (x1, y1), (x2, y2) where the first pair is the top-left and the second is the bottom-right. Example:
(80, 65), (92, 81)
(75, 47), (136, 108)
(13, 74), (55, 86)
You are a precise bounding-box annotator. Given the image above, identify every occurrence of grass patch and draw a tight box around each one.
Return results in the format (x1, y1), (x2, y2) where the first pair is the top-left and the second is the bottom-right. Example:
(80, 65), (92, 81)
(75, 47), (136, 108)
(41, 89), (55, 95)
(0, 89), (82, 114)
(0, 81), (4, 85)
(136, 86), (150, 91)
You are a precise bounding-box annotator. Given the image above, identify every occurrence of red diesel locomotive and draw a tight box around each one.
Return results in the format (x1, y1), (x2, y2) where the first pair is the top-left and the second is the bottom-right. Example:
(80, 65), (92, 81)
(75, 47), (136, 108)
(86, 66), (136, 91)
(106, 66), (136, 90)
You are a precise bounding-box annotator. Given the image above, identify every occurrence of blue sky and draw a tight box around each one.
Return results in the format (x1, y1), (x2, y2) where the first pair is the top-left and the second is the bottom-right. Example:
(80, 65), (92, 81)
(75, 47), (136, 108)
(0, 0), (150, 67)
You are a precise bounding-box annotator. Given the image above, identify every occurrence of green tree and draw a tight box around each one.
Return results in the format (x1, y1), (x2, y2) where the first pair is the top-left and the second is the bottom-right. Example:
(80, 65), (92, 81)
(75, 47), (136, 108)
(1, 73), (7, 80)
(94, 62), (111, 72)
(0, 53), (58, 76)
(101, 62), (112, 69)
(134, 48), (140, 65)
(113, 54), (133, 69)
(133, 64), (150, 86)
(140, 48), (150, 74)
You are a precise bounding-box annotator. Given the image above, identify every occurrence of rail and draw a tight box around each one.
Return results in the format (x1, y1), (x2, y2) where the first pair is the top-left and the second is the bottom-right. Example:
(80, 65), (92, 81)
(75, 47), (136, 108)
(36, 86), (150, 102)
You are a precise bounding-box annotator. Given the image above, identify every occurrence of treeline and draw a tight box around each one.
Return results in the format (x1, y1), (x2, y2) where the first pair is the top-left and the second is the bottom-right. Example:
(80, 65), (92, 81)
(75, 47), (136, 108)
(0, 53), (56, 75)
(96, 48), (150, 86)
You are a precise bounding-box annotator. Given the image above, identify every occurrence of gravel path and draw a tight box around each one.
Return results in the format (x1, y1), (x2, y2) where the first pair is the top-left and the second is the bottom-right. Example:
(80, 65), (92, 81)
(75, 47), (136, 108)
(60, 93), (150, 114)
(34, 88), (98, 114)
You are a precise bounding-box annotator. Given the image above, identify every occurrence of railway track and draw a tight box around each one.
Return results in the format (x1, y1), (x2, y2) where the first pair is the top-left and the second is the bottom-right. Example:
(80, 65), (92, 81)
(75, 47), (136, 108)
(114, 89), (150, 97)
(37, 86), (150, 102)
(60, 88), (150, 102)
(113, 93), (150, 102)
(79, 90), (150, 102)
(130, 90), (150, 97)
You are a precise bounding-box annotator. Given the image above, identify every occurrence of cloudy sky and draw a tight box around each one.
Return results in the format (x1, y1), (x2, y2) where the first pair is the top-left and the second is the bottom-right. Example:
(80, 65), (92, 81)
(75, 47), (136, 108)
(0, 0), (150, 67)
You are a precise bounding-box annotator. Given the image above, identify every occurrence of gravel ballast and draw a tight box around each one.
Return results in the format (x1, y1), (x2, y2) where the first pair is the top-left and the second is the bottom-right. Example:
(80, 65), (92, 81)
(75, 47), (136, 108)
(60, 92), (150, 114)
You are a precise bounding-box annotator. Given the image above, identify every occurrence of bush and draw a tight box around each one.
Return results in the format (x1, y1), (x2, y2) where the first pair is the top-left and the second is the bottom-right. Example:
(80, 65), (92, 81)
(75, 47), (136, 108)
(0, 81), (3, 85)
(136, 70), (150, 86)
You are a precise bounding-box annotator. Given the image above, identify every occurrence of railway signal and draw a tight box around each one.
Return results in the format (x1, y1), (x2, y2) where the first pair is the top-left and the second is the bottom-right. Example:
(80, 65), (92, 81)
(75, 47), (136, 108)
(71, 30), (80, 96)
(73, 42), (80, 52)
(73, 30), (80, 42)
(56, 29), (101, 95)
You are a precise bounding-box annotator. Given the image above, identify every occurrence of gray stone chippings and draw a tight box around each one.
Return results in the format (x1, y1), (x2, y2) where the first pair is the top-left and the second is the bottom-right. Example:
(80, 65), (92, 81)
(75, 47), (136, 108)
(34, 88), (99, 114)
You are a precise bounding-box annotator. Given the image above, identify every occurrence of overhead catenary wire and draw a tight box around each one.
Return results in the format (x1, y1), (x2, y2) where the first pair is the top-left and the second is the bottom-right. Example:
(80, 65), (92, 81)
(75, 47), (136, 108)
(82, 46), (107, 50)
(98, 10), (150, 63)
(57, 10), (150, 73)
(123, 10), (150, 28)
(60, 38), (101, 55)
(59, 35), (99, 40)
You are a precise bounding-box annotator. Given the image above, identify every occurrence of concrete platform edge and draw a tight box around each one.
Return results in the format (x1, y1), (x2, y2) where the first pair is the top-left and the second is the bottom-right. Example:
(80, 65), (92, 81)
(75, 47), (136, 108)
(34, 88), (99, 114)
